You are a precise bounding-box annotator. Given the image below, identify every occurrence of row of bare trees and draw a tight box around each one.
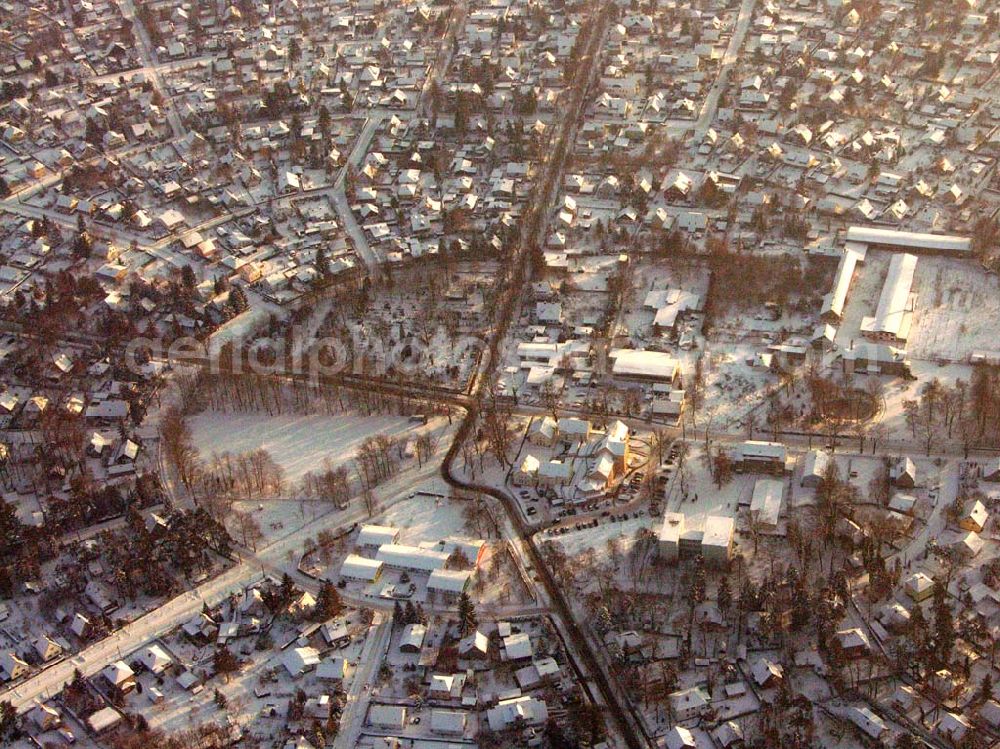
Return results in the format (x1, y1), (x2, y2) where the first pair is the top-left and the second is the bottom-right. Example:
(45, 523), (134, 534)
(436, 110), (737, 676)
(201, 449), (286, 499)
(904, 368), (1000, 455)
(300, 460), (352, 506)
(182, 370), (445, 421)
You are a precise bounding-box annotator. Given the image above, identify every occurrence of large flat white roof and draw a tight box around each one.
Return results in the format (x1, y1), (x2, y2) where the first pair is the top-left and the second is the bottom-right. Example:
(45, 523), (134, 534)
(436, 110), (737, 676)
(751, 479), (784, 527)
(868, 253), (917, 337)
(846, 226), (971, 253)
(357, 524), (400, 547)
(659, 511), (685, 544)
(702, 515), (735, 548)
(610, 349), (679, 381)
(738, 440), (787, 460)
(821, 247), (863, 319)
(340, 554), (383, 581)
(376, 543), (450, 572)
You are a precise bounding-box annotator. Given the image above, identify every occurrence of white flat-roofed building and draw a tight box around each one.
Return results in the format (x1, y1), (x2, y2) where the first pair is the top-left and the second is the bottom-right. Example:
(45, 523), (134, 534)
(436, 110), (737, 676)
(376, 544), (450, 572)
(357, 525), (400, 549)
(609, 349), (680, 385)
(339, 554), (383, 583)
(516, 341), (561, 366)
(861, 253), (917, 344)
(845, 226), (971, 254)
(702, 515), (735, 565)
(801, 449), (831, 487)
(368, 704), (407, 730)
(821, 247), (864, 321)
(750, 479), (784, 530)
(430, 709), (468, 735)
(659, 512), (685, 561)
(734, 440), (787, 473)
(428, 569), (473, 599)
(535, 301), (563, 324)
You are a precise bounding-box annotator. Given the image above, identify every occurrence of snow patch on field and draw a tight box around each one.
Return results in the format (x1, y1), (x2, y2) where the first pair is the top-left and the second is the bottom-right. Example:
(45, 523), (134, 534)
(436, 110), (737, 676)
(551, 517), (649, 557)
(376, 480), (469, 543)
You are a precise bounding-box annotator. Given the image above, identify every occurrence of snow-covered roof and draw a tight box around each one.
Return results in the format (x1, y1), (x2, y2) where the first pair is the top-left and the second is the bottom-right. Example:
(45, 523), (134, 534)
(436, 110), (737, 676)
(485, 695), (548, 731)
(845, 226), (971, 254)
(750, 479), (784, 527)
(376, 544), (449, 572)
(101, 660), (134, 686)
(281, 646), (320, 677)
(609, 349), (679, 382)
(339, 554), (383, 581)
(702, 515), (735, 550)
(430, 709), (467, 734)
(863, 252), (917, 340)
(357, 524), (400, 548)
(428, 568), (472, 594)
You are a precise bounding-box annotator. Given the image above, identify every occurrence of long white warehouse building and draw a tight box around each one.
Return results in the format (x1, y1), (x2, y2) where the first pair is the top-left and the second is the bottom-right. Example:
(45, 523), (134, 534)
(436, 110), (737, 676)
(845, 226), (971, 254)
(862, 253), (917, 344)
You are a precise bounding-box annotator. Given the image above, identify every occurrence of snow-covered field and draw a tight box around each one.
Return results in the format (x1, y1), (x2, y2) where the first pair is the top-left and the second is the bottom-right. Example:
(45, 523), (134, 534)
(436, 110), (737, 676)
(907, 255), (1000, 361)
(189, 411), (415, 484)
(376, 481), (469, 543)
(551, 516), (651, 556)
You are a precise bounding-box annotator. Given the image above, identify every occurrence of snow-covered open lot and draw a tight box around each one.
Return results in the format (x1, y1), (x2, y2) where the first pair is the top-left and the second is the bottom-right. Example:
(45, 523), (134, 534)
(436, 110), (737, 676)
(907, 255), (1000, 361)
(189, 411), (416, 485)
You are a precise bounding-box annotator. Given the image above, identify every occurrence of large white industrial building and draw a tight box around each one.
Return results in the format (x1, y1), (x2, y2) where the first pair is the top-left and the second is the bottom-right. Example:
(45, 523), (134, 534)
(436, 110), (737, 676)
(845, 226), (971, 254)
(861, 252), (917, 344)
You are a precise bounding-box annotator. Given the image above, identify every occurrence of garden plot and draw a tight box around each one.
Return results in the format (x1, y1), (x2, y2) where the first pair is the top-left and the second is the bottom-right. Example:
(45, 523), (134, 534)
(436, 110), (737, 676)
(695, 342), (779, 429)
